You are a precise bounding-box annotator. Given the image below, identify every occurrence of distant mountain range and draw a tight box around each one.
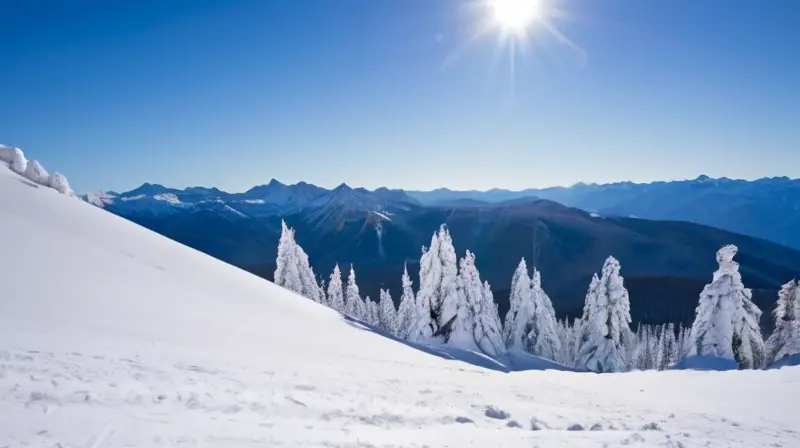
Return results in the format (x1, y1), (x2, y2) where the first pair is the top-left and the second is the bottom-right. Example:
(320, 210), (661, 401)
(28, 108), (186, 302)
(84, 177), (800, 333)
(408, 175), (800, 250)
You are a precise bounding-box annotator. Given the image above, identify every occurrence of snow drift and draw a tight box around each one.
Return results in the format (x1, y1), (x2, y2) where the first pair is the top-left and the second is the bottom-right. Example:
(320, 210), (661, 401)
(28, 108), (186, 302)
(1, 161), (799, 447)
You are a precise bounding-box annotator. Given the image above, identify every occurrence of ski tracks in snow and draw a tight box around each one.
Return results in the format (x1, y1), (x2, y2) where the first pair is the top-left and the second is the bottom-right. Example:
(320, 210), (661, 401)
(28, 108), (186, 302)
(0, 349), (797, 447)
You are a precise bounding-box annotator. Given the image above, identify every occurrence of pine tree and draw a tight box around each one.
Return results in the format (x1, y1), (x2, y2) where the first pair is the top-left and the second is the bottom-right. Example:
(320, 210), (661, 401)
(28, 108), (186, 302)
(528, 269), (562, 361)
(327, 264), (345, 311)
(456, 251), (504, 356)
(407, 234), (441, 343)
(378, 289), (399, 336)
(274, 221), (303, 295)
(434, 226), (461, 342)
(765, 280), (800, 365)
(396, 264), (416, 340)
(365, 297), (379, 327)
(688, 245), (765, 369)
(503, 258), (534, 350)
(345, 265), (363, 319)
(295, 245), (322, 303)
(479, 280), (506, 357)
(574, 257), (634, 373)
(319, 278), (328, 306)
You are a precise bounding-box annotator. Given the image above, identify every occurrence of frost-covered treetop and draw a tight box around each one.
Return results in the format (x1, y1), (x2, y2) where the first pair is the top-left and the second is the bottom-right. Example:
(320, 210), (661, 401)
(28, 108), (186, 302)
(714, 245), (740, 282)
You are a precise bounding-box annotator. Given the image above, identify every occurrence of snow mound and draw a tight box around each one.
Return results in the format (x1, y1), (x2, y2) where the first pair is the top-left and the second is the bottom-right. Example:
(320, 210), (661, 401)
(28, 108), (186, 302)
(23, 159), (49, 185)
(1, 164), (799, 447)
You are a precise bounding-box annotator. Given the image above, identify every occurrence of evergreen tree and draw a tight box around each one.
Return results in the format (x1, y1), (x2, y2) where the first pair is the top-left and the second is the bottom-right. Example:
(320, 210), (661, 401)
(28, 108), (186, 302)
(503, 258), (535, 350)
(318, 279), (328, 306)
(688, 245), (765, 369)
(365, 297), (379, 326)
(765, 280), (800, 365)
(274, 221), (303, 295)
(434, 226), (462, 342)
(528, 269), (562, 361)
(479, 280), (506, 357)
(445, 251), (479, 351)
(345, 265), (363, 318)
(378, 289), (399, 336)
(326, 264), (345, 311)
(574, 257), (634, 373)
(456, 251), (504, 356)
(397, 264), (416, 340)
(295, 245), (322, 303)
(407, 234), (441, 343)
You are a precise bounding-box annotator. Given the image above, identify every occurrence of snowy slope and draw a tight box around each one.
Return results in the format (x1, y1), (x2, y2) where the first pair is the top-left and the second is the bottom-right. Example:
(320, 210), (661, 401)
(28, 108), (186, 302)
(1, 164), (799, 447)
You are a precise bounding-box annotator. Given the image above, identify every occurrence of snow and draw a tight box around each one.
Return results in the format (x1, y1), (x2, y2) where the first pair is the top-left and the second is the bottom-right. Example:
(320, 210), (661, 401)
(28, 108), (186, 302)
(120, 194), (146, 201)
(153, 193), (181, 204)
(2, 163), (800, 447)
(589, 213), (602, 218)
(372, 210), (392, 221)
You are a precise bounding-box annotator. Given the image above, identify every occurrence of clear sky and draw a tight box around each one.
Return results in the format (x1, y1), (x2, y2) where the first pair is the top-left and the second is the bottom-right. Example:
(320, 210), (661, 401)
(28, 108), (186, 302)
(1, 0), (798, 193)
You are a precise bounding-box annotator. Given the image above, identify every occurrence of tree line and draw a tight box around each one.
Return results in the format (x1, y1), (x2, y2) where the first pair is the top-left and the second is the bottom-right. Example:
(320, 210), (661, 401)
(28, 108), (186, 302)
(275, 221), (800, 372)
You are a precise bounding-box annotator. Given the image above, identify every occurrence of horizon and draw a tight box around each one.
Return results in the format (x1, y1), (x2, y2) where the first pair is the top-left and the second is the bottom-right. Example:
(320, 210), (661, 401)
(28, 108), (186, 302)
(103, 171), (800, 196)
(2, 0), (798, 193)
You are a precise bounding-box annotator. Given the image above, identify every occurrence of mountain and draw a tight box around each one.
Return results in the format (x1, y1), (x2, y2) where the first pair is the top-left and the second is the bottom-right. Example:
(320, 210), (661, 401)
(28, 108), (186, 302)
(88, 182), (800, 333)
(408, 176), (800, 250)
(87, 179), (418, 221)
(4, 157), (800, 446)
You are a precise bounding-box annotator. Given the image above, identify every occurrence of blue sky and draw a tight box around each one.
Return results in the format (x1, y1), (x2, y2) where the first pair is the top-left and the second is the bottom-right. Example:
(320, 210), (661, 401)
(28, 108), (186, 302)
(1, 0), (798, 193)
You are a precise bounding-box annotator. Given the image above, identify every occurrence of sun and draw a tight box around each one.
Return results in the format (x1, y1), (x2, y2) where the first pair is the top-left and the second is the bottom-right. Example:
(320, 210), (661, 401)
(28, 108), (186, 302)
(490, 0), (542, 34)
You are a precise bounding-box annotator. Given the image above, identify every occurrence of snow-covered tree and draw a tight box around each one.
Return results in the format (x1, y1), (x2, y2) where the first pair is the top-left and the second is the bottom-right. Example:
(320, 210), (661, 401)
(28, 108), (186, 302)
(457, 251), (504, 356)
(407, 236), (441, 343)
(656, 324), (678, 370)
(396, 264), (416, 339)
(318, 279), (328, 306)
(433, 226), (462, 343)
(527, 269), (562, 361)
(365, 297), (379, 327)
(24, 160), (48, 185)
(273, 221), (322, 302)
(558, 318), (576, 366)
(574, 256), (634, 373)
(9, 147), (27, 174)
(378, 289), (399, 336)
(687, 245), (765, 369)
(345, 265), (364, 319)
(327, 264), (345, 311)
(295, 245), (322, 303)
(274, 221), (303, 295)
(765, 280), (800, 365)
(443, 250), (478, 352)
(407, 225), (459, 344)
(47, 172), (72, 195)
(503, 258), (534, 350)
(478, 280), (505, 357)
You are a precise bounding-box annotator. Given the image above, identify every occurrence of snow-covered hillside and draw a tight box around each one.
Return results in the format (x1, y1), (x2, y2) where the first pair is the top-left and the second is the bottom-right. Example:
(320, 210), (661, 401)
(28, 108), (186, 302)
(1, 163), (799, 447)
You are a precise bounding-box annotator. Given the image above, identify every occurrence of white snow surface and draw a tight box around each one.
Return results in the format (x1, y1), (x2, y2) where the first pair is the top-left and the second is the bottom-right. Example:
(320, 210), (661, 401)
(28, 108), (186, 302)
(153, 193), (181, 204)
(1, 164), (800, 447)
(372, 211), (392, 221)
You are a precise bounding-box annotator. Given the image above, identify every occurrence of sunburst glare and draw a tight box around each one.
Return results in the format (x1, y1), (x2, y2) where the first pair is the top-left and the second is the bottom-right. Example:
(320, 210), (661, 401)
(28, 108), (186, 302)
(444, 0), (586, 93)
